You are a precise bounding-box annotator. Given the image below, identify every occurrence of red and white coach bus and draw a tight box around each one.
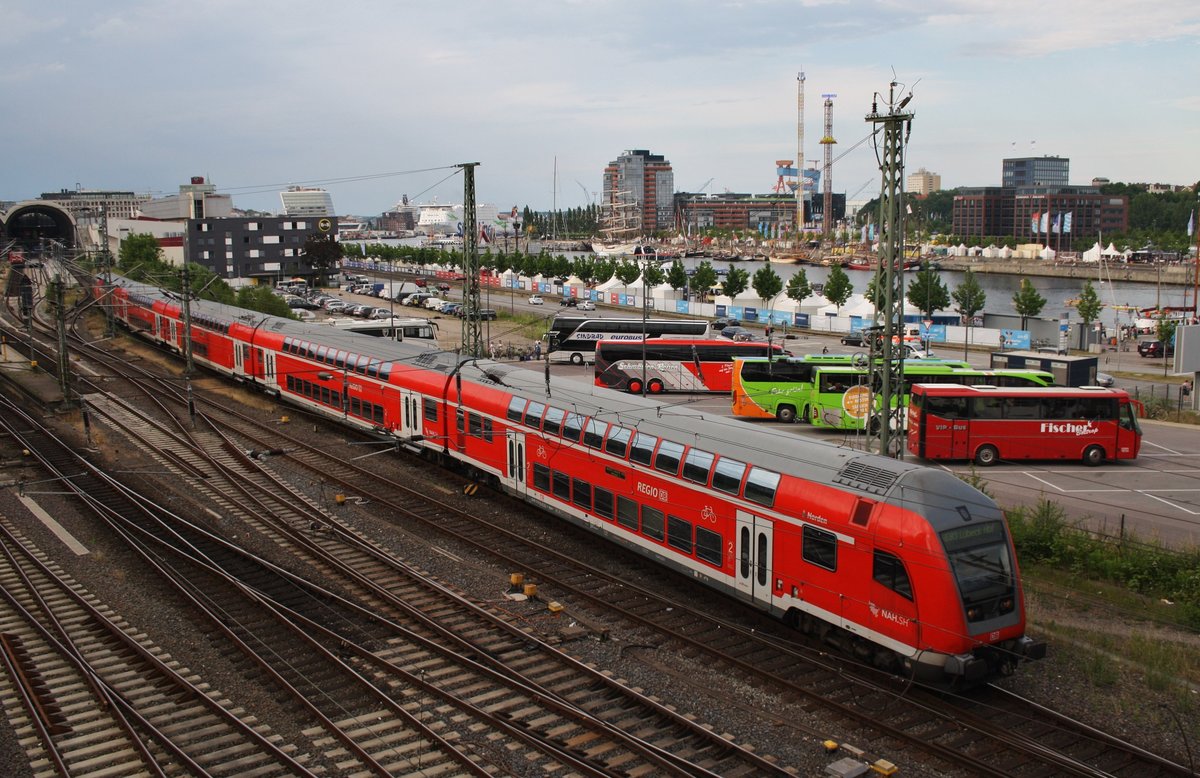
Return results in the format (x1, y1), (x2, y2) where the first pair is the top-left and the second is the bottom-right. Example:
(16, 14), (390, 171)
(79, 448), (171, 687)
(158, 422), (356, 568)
(594, 338), (787, 394)
(907, 384), (1142, 467)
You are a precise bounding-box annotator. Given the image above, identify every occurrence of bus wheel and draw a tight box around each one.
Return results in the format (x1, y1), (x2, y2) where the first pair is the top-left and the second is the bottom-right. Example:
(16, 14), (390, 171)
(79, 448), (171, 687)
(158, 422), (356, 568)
(974, 444), (1000, 467)
(647, 379), (664, 394)
(1082, 445), (1106, 467)
(776, 405), (797, 424)
(570, 352), (584, 365)
(627, 379), (643, 394)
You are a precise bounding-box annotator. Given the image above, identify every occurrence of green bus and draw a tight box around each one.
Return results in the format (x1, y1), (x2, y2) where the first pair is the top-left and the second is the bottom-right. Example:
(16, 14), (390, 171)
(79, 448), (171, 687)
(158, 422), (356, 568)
(805, 364), (1056, 430)
(730, 354), (971, 423)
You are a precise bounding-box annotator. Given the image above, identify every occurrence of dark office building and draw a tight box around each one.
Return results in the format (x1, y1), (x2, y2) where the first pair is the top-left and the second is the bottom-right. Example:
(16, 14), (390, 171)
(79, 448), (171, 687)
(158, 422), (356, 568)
(674, 192), (810, 234)
(185, 215), (337, 281)
(1003, 156), (1069, 188)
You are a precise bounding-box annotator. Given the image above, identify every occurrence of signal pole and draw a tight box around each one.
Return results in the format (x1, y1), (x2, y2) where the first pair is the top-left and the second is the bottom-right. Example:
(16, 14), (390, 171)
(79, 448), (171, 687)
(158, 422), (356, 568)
(866, 81), (914, 457)
(459, 163), (483, 358)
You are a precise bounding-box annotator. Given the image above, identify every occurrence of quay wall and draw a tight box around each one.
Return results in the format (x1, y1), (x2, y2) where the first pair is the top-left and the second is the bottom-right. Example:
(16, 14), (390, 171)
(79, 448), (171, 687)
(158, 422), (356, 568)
(935, 257), (1196, 287)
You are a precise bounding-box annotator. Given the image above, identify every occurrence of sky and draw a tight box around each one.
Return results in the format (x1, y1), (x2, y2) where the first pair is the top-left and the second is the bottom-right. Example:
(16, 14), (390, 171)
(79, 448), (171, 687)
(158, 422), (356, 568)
(3, 1), (1198, 218)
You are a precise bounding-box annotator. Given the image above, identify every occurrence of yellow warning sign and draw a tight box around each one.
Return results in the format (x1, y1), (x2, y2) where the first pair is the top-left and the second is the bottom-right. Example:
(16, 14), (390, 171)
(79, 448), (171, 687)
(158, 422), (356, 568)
(842, 385), (872, 419)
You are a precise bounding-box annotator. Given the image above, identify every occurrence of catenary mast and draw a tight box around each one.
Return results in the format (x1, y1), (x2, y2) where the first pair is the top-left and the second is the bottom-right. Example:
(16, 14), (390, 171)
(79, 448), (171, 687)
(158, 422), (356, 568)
(866, 82), (914, 457)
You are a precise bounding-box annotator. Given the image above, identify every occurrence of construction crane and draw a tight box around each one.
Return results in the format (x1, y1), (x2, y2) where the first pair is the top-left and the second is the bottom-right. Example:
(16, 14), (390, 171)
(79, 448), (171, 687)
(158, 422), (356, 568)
(575, 180), (595, 206)
(695, 178), (714, 195)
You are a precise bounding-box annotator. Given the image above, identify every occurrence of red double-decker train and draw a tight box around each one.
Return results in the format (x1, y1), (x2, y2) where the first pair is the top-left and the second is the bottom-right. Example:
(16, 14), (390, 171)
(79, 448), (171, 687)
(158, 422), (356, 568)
(99, 279), (1045, 684)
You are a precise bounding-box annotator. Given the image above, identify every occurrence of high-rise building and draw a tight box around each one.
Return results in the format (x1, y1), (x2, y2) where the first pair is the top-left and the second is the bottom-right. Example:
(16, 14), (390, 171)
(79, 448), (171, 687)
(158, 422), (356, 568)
(602, 149), (674, 237)
(906, 167), (941, 195)
(1003, 156), (1069, 188)
(280, 186), (335, 217)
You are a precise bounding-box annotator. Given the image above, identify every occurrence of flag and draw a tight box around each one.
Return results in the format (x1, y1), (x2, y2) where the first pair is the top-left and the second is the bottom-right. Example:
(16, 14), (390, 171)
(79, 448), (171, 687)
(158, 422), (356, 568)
(905, 203), (912, 215)
(1052, 213), (1061, 234)
(1039, 212), (1049, 233)
(1031, 212), (1041, 234)
(1190, 211), (1195, 237)
(1063, 212), (1073, 233)
(360, 242), (366, 256)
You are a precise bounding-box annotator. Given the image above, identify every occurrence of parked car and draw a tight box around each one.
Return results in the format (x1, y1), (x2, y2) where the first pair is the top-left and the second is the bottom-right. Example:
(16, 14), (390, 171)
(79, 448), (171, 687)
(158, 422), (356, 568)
(435, 282), (452, 292)
(560, 297), (578, 307)
(424, 297), (448, 310)
(1138, 340), (1174, 358)
(712, 317), (741, 330)
(577, 300), (596, 311)
(405, 293), (433, 307)
(719, 325), (752, 341)
(440, 303), (462, 317)
(369, 307), (394, 319)
(840, 332), (865, 346)
(1095, 372), (1115, 388)
(528, 295), (545, 305)
(464, 308), (497, 321)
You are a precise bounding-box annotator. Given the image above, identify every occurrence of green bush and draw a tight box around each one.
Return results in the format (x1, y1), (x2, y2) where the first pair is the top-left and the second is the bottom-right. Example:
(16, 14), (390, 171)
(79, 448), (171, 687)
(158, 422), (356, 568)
(1007, 499), (1200, 630)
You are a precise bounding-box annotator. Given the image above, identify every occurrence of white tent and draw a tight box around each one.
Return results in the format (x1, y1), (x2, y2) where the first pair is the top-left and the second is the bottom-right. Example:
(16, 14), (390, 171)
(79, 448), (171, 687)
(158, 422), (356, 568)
(1102, 243), (1122, 257)
(1039, 247), (1056, 260)
(967, 245), (983, 256)
(998, 246), (1014, 259)
(1081, 242), (1103, 262)
(981, 244), (1000, 258)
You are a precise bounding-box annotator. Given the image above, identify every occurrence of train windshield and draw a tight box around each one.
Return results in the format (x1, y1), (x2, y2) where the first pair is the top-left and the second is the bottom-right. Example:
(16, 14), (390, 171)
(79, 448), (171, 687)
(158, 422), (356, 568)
(940, 521), (1016, 623)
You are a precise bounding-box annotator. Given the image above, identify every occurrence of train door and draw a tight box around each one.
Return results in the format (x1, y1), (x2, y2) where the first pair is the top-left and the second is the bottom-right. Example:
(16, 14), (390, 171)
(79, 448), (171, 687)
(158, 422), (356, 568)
(504, 432), (527, 496)
(167, 319), (177, 350)
(233, 342), (245, 377)
(398, 388), (421, 440)
(735, 510), (774, 608)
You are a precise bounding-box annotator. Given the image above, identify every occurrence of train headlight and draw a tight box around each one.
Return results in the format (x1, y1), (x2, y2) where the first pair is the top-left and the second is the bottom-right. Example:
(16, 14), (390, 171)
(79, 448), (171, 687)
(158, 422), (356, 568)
(1000, 598), (1014, 614)
(966, 607), (980, 622)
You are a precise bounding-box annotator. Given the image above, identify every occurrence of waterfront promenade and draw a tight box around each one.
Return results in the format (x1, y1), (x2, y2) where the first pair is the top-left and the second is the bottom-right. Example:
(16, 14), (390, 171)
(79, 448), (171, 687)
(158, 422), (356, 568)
(934, 256), (1197, 287)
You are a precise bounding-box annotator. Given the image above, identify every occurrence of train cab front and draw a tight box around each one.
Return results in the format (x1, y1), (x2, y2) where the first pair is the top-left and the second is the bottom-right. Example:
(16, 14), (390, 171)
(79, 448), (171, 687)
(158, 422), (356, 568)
(940, 520), (1045, 683)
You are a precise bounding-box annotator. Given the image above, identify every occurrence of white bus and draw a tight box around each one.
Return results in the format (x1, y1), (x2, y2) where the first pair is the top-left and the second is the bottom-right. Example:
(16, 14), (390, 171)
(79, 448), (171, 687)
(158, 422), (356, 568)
(544, 315), (710, 364)
(325, 316), (438, 342)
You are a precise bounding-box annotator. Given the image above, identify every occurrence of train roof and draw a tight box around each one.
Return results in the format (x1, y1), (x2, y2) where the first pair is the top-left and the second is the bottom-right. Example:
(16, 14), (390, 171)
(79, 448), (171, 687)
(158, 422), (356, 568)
(457, 360), (998, 532)
(112, 278), (999, 532)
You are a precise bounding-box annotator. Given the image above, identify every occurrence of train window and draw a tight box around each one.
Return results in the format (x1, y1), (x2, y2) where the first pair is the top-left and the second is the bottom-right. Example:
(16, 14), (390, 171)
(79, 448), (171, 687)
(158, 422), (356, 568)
(744, 468), (780, 508)
(423, 397), (438, 422)
(533, 464), (551, 492)
(872, 550), (913, 600)
(616, 496), (639, 531)
(321, 387), (332, 405)
(552, 470), (570, 501)
(594, 487), (614, 520)
(456, 408), (465, 433)
(682, 448), (714, 485)
(507, 396), (526, 423)
(373, 404), (384, 425)
(696, 527), (722, 566)
(562, 413), (584, 443)
(316, 345), (329, 361)
(739, 527), (750, 578)
(605, 427), (632, 458)
(654, 440), (684, 476)
(524, 402), (546, 428)
(572, 478), (592, 510)
(757, 532), (769, 586)
(629, 433), (657, 466)
(667, 515), (693, 554)
(641, 506), (665, 540)
(350, 398), (361, 416)
(482, 418), (493, 443)
(543, 407), (565, 436)
(712, 457), (747, 496)
(584, 419), (607, 449)
(803, 525), (837, 572)
(469, 413), (483, 437)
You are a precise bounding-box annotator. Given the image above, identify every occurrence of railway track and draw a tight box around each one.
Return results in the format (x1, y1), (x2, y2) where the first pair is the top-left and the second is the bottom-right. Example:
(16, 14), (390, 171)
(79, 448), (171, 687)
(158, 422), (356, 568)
(2, 287), (1194, 776)
(0, 514), (312, 777)
(1, 322), (800, 773)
